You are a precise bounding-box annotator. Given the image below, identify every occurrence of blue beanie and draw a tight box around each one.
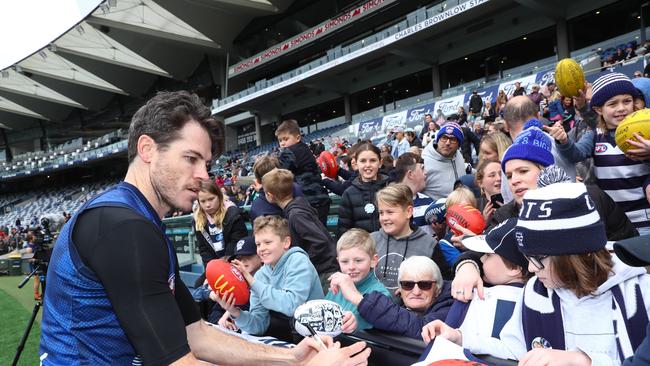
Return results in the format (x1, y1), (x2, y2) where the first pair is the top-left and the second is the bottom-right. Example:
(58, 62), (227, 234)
(515, 182), (606, 256)
(590, 72), (639, 107)
(631, 77), (650, 107)
(436, 122), (464, 144)
(501, 127), (554, 171)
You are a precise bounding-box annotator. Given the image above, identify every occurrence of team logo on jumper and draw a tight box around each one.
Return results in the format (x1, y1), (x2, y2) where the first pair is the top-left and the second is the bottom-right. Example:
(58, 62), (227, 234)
(531, 337), (551, 349)
(364, 203), (376, 214)
(595, 143), (607, 153)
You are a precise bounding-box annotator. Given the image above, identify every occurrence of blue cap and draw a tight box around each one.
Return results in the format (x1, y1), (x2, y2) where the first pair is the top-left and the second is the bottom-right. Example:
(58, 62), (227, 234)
(229, 236), (257, 261)
(462, 218), (528, 269)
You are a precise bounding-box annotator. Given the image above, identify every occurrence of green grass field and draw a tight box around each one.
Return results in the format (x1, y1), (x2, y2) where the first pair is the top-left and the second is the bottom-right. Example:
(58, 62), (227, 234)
(0, 276), (42, 366)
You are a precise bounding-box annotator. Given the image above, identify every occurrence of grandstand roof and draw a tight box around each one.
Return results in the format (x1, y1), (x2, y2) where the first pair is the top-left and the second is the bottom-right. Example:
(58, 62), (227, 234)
(0, 0), (294, 132)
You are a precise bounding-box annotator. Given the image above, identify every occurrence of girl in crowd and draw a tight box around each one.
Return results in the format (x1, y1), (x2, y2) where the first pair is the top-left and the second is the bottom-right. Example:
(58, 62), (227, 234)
(338, 143), (389, 236)
(553, 73), (650, 234)
(475, 159), (503, 222)
(193, 179), (248, 267)
(496, 90), (508, 116)
(444, 183), (650, 366)
(478, 131), (511, 163)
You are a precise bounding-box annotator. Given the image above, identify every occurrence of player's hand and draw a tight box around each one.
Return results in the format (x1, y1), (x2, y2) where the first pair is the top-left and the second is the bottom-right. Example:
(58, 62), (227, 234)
(421, 320), (462, 345)
(341, 311), (358, 334)
(297, 339), (370, 366)
(231, 259), (255, 286)
(518, 349), (591, 366)
(210, 291), (240, 318)
(217, 311), (238, 331)
(451, 260), (484, 302)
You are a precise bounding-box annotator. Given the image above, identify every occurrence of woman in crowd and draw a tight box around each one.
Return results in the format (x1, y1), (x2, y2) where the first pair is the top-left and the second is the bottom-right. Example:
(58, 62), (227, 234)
(193, 179), (248, 267)
(338, 143), (389, 236)
(496, 90), (508, 116)
(478, 132), (511, 164)
(330, 255), (453, 340)
(475, 159), (503, 222)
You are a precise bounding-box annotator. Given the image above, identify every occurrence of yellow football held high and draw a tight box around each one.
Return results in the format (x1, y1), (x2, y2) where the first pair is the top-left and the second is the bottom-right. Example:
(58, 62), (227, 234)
(554, 59), (585, 98)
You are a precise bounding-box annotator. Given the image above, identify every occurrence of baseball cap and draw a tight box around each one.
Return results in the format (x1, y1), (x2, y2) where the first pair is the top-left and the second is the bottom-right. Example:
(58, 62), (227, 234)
(462, 218), (528, 268)
(229, 236), (257, 261)
(613, 235), (650, 267)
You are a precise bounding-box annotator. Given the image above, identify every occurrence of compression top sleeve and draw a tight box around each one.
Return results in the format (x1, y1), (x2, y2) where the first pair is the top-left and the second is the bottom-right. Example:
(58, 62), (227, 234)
(73, 206), (199, 366)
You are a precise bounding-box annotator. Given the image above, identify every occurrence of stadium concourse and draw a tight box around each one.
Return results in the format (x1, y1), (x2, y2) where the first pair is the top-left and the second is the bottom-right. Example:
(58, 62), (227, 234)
(1, 0), (650, 365)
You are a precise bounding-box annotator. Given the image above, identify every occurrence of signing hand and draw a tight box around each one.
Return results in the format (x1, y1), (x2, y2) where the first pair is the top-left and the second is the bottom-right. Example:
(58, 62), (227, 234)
(449, 223), (478, 250)
(302, 340), (371, 366)
(421, 320), (462, 345)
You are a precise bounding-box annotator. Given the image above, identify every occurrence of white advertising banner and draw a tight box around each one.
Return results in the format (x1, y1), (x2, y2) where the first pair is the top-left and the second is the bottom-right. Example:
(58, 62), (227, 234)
(498, 74), (538, 97)
(381, 110), (408, 132)
(434, 94), (465, 117)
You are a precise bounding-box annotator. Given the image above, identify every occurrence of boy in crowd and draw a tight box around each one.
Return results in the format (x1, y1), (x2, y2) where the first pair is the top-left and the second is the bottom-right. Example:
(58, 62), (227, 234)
(326, 229), (392, 331)
(248, 155), (303, 221)
(262, 168), (338, 288)
(276, 119), (331, 225)
(215, 216), (323, 337)
(394, 153), (434, 236)
(421, 218), (532, 346)
(194, 236), (262, 325)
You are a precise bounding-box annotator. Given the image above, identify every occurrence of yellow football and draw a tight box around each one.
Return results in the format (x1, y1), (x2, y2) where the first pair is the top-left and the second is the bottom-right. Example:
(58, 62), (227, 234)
(615, 109), (650, 153)
(554, 59), (585, 98)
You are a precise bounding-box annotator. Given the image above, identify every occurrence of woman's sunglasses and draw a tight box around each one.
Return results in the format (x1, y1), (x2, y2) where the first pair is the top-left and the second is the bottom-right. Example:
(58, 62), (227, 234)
(524, 254), (549, 270)
(399, 280), (435, 291)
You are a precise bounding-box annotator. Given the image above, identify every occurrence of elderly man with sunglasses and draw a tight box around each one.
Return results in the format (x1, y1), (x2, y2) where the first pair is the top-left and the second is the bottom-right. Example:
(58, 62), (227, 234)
(333, 256), (453, 339)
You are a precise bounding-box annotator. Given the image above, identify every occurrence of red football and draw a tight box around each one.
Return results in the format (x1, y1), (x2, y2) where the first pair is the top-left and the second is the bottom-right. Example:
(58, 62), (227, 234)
(428, 360), (487, 366)
(206, 259), (250, 306)
(446, 204), (486, 236)
(317, 151), (339, 179)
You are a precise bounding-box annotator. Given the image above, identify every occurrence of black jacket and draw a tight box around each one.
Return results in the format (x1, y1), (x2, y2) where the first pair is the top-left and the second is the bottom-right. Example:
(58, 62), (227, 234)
(279, 142), (330, 207)
(337, 174), (390, 237)
(489, 185), (638, 241)
(460, 126), (481, 165)
(468, 94), (483, 114)
(323, 170), (358, 196)
(284, 197), (339, 274)
(195, 206), (248, 267)
(249, 184), (303, 221)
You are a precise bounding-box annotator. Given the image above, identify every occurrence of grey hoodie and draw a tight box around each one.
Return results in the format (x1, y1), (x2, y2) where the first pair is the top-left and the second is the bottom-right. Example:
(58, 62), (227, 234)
(371, 227), (437, 293)
(422, 143), (465, 200)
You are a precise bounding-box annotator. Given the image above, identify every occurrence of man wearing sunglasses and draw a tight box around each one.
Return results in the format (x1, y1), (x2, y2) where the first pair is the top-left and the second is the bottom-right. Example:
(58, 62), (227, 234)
(333, 255), (453, 339)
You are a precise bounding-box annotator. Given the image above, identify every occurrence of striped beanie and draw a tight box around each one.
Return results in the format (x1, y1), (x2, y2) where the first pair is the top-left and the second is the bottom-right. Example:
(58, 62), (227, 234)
(514, 182), (606, 256)
(590, 72), (639, 107)
(436, 122), (464, 144)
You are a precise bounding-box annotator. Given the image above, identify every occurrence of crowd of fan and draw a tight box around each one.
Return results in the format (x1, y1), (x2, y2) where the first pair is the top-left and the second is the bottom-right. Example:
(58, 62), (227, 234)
(191, 71), (650, 365)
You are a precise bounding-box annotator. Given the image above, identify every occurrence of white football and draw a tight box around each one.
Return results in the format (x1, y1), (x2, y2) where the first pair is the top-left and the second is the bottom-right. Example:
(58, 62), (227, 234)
(293, 300), (343, 338)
